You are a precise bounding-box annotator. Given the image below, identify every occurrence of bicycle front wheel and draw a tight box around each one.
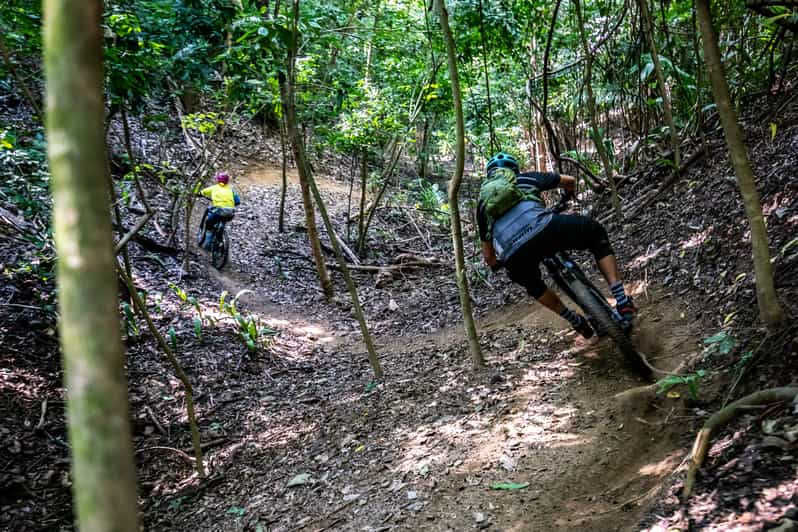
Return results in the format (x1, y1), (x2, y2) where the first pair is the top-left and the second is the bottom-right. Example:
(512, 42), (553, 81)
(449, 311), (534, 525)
(211, 229), (229, 270)
(568, 279), (651, 379)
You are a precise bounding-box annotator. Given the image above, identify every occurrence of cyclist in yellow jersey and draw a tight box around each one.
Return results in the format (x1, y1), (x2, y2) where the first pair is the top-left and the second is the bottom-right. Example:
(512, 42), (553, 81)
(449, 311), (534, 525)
(199, 172), (241, 249)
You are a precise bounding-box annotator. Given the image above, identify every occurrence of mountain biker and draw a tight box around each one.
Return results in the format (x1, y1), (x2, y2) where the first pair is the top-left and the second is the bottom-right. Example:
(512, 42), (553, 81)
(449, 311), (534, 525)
(477, 152), (635, 339)
(199, 172), (241, 249)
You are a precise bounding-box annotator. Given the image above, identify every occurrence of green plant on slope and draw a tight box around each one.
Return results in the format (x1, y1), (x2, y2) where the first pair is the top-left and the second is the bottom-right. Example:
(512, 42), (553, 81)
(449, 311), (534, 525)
(219, 290), (278, 353)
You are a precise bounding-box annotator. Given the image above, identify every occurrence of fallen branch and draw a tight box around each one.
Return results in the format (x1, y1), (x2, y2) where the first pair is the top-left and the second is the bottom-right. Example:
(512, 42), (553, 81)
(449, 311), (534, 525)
(135, 446), (195, 464)
(326, 260), (445, 272)
(114, 223), (181, 255)
(682, 387), (798, 498)
(330, 228), (360, 265)
(114, 211), (154, 255)
(560, 156), (608, 190)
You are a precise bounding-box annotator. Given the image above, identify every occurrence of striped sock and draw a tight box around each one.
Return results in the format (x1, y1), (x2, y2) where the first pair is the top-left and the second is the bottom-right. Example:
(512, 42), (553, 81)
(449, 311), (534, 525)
(559, 307), (581, 327)
(611, 281), (629, 306)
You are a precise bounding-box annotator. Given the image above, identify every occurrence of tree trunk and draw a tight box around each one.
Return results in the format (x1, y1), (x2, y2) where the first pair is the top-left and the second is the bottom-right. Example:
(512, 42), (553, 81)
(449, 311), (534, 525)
(436, 0), (485, 369)
(0, 32), (43, 118)
(695, 0), (784, 330)
(278, 114), (288, 233)
(574, 0), (622, 223)
(307, 177), (383, 378)
(357, 148), (367, 250)
(281, 0), (333, 299)
(638, 0), (680, 173)
(43, 0), (140, 529)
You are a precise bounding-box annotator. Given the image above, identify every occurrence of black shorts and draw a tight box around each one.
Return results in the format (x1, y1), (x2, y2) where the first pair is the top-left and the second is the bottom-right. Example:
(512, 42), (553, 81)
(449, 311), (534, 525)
(504, 214), (613, 299)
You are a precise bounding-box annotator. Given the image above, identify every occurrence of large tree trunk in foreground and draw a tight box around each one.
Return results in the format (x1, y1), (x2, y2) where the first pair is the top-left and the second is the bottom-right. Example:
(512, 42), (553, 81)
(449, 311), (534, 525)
(44, 0), (140, 529)
(696, 0), (784, 331)
(279, 0), (333, 299)
(436, 0), (485, 368)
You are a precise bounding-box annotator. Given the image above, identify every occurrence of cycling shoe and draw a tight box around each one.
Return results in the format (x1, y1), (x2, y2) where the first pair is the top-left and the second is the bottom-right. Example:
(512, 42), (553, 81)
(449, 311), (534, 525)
(616, 297), (637, 322)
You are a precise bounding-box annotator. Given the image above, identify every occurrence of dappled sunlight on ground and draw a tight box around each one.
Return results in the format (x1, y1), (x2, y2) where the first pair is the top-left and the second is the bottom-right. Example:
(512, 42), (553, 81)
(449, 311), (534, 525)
(0, 366), (48, 401)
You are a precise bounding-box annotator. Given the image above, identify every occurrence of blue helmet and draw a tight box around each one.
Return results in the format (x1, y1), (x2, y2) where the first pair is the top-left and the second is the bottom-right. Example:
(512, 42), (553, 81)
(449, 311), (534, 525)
(486, 152), (519, 175)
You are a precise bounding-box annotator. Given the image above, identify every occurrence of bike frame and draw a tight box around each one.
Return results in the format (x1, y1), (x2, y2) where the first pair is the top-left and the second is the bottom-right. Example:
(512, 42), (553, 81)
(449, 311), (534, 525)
(542, 251), (629, 330)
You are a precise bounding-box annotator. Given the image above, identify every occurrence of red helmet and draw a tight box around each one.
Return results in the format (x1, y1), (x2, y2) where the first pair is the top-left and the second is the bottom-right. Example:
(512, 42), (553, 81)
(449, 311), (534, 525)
(215, 172), (230, 184)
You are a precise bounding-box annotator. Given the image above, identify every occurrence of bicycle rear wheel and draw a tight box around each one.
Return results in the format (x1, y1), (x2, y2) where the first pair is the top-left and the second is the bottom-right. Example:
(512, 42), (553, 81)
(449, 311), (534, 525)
(211, 229), (229, 270)
(568, 279), (651, 379)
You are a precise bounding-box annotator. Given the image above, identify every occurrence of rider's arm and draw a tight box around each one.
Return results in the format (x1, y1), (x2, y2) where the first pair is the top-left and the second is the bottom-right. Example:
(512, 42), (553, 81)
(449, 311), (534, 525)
(482, 240), (498, 268)
(558, 174), (577, 195)
(200, 185), (214, 198)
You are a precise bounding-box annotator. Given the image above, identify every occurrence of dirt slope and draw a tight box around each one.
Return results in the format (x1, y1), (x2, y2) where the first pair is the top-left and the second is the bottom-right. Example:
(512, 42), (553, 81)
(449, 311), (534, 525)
(127, 167), (703, 531)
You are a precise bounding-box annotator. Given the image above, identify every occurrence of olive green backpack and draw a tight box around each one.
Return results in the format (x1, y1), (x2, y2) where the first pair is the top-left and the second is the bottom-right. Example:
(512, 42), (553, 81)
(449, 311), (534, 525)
(479, 167), (541, 236)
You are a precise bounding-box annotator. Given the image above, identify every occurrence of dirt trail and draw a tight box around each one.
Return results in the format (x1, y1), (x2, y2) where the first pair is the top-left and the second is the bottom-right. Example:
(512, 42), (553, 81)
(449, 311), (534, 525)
(176, 165), (704, 531)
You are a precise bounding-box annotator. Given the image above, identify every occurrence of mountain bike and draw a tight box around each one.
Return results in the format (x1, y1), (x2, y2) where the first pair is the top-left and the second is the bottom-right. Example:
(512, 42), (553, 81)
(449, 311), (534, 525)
(196, 200), (232, 270)
(538, 195), (651, 378)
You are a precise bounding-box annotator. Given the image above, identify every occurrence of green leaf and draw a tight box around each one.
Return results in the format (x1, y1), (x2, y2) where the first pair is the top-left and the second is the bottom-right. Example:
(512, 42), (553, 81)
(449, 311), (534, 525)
(718, 336), (736, 355)
(193, 318), (202, 340)
(782, 237), (798, 255)
(490, 482), (529, 490)
(168, 327), (178, 352)
(704, 332), (728, 345)
(770, 122), (778, 141)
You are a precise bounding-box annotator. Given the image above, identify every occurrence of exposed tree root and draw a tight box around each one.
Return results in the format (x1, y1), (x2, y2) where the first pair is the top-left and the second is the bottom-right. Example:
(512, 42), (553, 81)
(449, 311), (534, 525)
(682, 387), (798, 498)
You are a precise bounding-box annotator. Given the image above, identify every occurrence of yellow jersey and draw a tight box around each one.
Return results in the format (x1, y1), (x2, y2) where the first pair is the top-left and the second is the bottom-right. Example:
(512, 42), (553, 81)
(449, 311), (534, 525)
(201, 183), (237, 208)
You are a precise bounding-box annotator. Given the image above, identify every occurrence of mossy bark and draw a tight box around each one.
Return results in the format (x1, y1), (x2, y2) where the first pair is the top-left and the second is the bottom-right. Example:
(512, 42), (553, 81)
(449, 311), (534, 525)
(44, 0), (140, 529)
(695, 0), (784, 330)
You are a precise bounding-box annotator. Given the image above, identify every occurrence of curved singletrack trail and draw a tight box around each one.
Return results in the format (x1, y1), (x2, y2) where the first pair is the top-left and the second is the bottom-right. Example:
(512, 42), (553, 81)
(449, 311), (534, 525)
(175, 165), (700, 532)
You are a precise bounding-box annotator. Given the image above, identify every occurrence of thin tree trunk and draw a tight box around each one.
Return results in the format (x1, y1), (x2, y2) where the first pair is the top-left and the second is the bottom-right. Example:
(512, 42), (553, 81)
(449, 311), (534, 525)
(278, 114), (288, 233)
(116, 268), (205, 476)
(436, 0), (484, 369)
(357, 148), (367, 250)
(359, 141), (404, 255)
(346, 154), (356, 241)
(477, 0), (497, 152)
(542, 0), (565, 172)
(43, 0), (140, 529)
(574, 0), (622, 223)
(281, 0), (333, 299)
(692, 4), (709, 154)
(307, 177), (383, 378)
(0, 32), (43, 118)
(695, 0), (784, 330)
(638, 0), (681, 173)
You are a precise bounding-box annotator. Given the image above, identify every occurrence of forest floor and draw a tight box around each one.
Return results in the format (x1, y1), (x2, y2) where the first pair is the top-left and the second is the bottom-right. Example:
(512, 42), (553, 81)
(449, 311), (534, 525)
(2, 97), (798, 531)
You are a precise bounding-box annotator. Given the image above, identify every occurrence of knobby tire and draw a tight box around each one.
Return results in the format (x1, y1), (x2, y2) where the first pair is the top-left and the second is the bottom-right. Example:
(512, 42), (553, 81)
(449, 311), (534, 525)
(211, 229), (229, 270)
(568, 279), (651, 379)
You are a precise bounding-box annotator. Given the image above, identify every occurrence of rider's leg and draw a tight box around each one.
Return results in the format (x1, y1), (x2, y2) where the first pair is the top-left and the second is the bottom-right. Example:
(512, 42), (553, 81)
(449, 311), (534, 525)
(204, 210), (219, 249)
(505, 254), (595, 339)
(596, 253), (635, 318)
(545, 213), (637, 319)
